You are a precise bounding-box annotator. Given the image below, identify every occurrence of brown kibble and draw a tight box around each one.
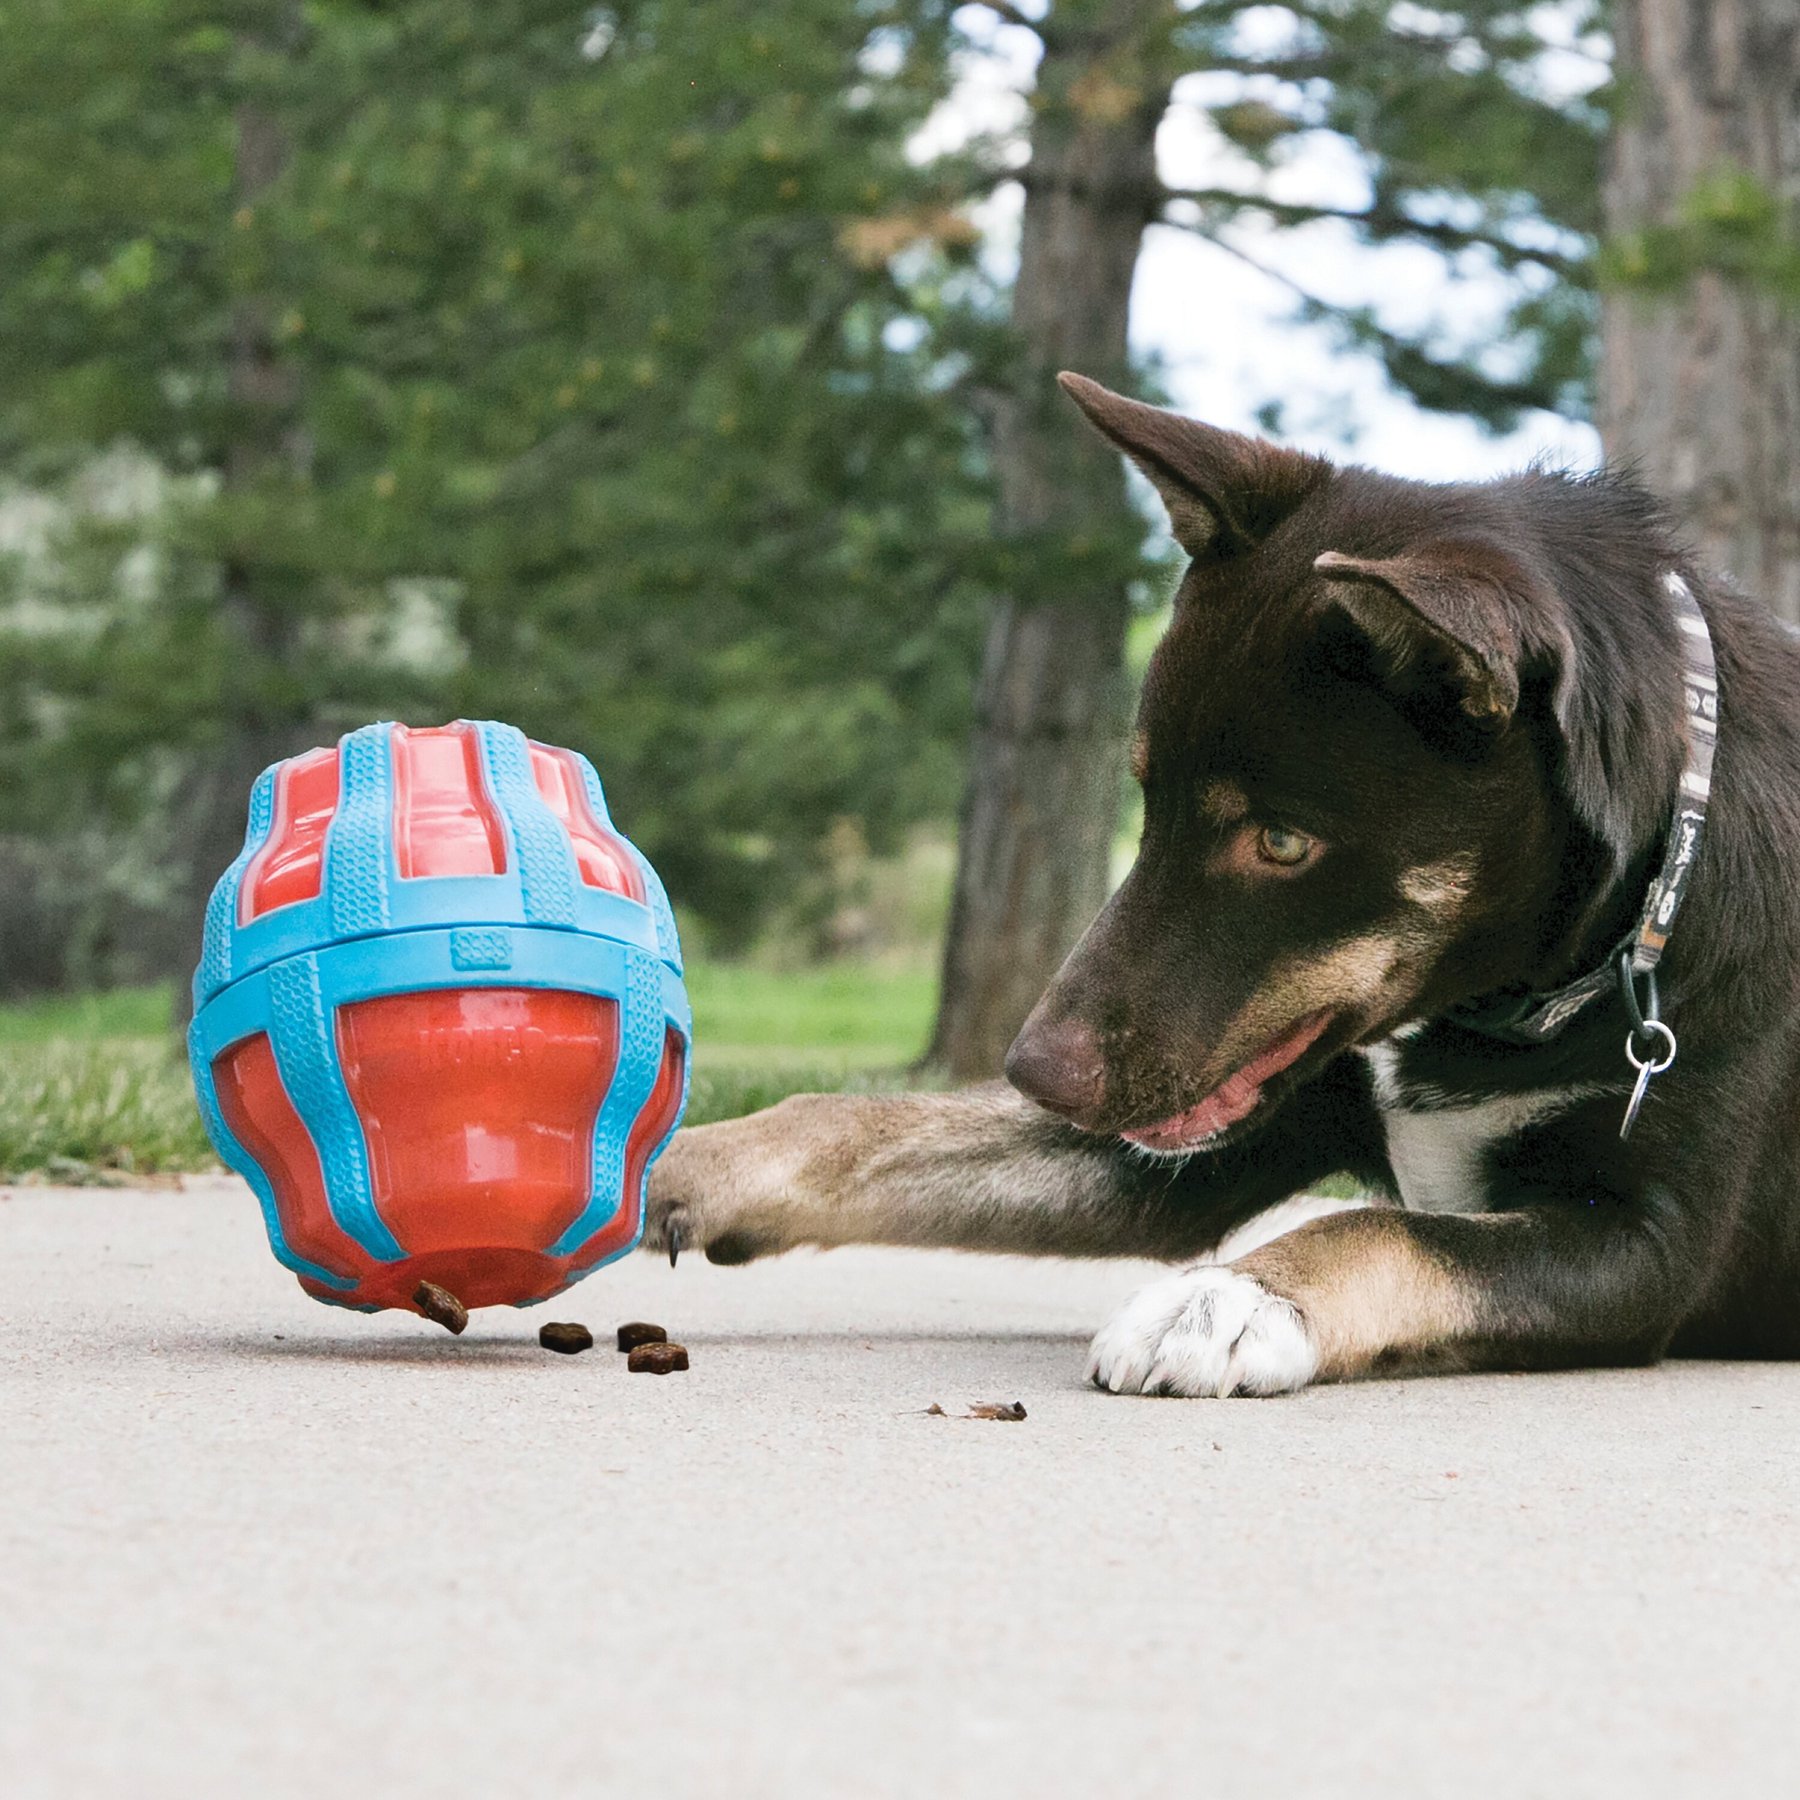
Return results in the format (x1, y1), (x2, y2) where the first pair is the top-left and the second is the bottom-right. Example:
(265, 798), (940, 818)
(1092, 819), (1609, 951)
(627, 1341), (689, 1374)
(965, 1401), (1027, 1421)
(616, 1321), (668, 1352)
(413, 1281), (467, 1335)
(538, 1322), (594, 1355)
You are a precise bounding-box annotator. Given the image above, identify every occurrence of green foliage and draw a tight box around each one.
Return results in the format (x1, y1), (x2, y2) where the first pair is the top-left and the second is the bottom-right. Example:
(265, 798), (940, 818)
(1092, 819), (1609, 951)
(0, 0), (993, 962)
(0, 984), (178, 1044)
(0, 1040), (214, 1180)
(685, 1062), (923, 1131)
(688, 959), (935, 1068)
(1601, 165), (1800, 305)
(0, 0), (1610, 994)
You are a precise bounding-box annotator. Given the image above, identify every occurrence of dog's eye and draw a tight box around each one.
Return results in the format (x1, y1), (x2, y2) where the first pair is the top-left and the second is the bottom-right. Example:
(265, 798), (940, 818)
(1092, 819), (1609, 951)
(1257, 826), (1314, 867)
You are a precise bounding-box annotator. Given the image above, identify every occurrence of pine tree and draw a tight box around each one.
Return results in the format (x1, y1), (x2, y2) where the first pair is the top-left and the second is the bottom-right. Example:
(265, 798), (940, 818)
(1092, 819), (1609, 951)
(0, 0), (993, 984)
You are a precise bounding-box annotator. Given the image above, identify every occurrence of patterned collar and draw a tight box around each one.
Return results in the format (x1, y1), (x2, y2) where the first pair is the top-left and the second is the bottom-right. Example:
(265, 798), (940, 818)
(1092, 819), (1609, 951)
(1450, 569), (1718, 1049)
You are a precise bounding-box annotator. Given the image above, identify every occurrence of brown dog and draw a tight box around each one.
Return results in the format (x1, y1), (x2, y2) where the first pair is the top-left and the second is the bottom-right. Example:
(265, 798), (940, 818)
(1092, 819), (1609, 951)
(646, 373), (1800, 1397)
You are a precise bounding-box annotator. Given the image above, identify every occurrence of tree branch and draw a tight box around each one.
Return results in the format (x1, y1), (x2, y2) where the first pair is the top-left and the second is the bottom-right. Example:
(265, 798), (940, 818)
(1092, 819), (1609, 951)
(1159, 186), (1583, 277)
(1159, 222), (1563, 424)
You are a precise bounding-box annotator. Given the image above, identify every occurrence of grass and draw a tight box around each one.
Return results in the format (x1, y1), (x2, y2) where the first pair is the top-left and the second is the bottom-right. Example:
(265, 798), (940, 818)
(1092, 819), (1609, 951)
(685, 960), (934, 1070)
(0, 985), (179, 1045)
(0, 1041), (215, 1182)
(0, 966), (933, 1182)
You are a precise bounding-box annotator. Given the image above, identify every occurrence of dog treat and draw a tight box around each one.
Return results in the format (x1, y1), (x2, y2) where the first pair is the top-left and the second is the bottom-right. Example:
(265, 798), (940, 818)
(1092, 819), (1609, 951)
(538, 1322), (594, 1355)
(627, 1341), (690, 1374)
(965, 1401), (1027, 1421)
(413, 1280), (468, 1335)
(616, 1321), (668, 1352)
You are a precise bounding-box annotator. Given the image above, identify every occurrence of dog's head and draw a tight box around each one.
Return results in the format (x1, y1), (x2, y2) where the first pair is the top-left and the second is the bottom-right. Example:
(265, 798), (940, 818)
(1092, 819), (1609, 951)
(1005, 374), (1672, 1153)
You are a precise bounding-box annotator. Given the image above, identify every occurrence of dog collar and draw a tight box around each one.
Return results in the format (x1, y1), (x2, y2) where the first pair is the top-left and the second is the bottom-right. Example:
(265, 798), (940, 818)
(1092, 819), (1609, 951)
(1448, 571), (1717, 1128)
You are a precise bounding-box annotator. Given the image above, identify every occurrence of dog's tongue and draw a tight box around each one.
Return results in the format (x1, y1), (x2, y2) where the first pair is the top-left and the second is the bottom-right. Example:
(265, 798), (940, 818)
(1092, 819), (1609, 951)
(1122, 1012), (1332, 1152)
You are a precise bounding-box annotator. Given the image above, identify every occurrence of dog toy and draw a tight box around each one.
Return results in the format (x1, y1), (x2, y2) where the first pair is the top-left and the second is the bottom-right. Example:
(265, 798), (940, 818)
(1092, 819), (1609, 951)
(187, 721), (690, 1319)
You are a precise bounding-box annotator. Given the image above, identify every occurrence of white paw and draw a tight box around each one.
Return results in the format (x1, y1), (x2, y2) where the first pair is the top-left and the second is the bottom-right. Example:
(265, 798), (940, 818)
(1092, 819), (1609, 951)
(1086, 1267), (1318, 1398)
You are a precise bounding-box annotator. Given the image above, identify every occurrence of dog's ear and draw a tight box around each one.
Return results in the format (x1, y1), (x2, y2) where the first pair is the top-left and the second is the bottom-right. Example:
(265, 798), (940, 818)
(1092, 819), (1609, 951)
(1057, 372), (1328, 558)
(1311, 540), (1541, 729)
(1318, 537), (1656, 874)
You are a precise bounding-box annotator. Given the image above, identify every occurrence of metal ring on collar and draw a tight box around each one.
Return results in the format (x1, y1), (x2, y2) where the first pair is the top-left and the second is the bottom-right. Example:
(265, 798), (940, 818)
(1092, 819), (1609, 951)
(1624, 1018), (1676, 1076)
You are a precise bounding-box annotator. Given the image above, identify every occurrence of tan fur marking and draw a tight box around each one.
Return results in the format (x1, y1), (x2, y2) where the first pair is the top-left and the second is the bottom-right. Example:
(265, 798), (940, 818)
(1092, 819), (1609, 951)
(1199, 777), (1248, 822)
(1264, 931), (1403, 1019)
(1238, 1208), (1481, 1379)
(1398, 857), (1476, 911)
(1187, 933), (1412, 1103)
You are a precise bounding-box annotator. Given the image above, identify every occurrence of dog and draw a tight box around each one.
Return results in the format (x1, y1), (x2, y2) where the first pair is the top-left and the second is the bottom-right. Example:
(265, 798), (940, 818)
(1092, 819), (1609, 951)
(645, 371), (1800, 1397)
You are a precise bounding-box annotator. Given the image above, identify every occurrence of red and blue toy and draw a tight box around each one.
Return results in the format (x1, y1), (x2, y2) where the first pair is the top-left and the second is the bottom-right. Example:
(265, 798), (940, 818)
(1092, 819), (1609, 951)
(187, 720), (690, 1318)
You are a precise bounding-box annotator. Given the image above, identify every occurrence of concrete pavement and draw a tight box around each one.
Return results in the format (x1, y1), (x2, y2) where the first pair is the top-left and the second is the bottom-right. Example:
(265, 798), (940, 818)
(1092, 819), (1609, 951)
(3, 1179), (1797, 1798)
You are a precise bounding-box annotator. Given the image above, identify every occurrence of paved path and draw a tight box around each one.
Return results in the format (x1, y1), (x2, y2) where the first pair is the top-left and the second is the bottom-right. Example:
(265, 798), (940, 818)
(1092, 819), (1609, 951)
(3, 1181), (1797, 1798)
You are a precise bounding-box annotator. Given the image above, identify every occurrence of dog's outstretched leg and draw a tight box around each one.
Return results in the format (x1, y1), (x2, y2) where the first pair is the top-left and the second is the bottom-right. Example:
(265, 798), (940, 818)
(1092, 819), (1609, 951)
(644, 1086), (1193, 1264)
(645, 1073), (1368, 1267)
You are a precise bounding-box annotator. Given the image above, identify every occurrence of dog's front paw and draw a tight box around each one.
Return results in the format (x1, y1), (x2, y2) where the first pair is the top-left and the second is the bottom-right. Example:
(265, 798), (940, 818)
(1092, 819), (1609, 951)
(642, 1123), (785, 1266)
(644, 1096), (854, 1266)
(1086, 1267), (1318, 1397)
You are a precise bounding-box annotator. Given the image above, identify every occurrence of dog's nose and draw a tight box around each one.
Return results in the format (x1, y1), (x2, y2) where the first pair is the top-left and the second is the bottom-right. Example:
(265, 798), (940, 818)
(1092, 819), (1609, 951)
(1004, 1013), (1105, 1121)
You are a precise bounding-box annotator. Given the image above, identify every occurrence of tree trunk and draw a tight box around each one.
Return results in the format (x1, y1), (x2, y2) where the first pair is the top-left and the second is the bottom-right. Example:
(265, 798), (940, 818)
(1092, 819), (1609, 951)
(924, 2), (1170, 1080)
(1598, 0), (1800, 621)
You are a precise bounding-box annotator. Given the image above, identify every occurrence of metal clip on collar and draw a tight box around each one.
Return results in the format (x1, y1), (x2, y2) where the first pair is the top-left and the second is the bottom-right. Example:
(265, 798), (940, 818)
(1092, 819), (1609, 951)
(1618, 951), (1675, 1141)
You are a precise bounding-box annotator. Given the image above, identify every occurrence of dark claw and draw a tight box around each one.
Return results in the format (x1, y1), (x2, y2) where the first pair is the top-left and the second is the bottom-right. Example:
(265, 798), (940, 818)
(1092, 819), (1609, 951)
(668, 1219), (685, 1268)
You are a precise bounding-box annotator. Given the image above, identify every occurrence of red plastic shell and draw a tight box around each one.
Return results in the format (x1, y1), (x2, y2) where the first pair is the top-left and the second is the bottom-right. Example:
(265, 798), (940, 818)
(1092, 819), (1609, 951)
(332, 987), (617, 1308)
(568, 1026), (686, 1274)
(391, 722), (509, 881)
(211, 988), (669, 1314)
(240, 747), (342, 923)
(529, 742), (645, 901)
(213, 1031), (380, 1291)
(235, 729), (649, 919)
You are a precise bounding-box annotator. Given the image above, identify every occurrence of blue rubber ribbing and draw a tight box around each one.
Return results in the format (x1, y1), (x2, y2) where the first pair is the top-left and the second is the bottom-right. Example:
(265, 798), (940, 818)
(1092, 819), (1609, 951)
(570, 751), (616, 825)
(196, 765), (278, 1008)
(634, 965), (692, 1237)
(326, 724), (394, 941)
(265, 953), (405, 1261)
(551, 945), (665, 1260)
(633, 848), (683, 972)
(474, 721), (577, 927)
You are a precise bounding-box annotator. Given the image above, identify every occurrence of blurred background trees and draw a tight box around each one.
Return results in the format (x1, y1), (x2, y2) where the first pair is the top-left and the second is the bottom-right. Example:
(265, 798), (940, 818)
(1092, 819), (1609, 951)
(1, 0), (1794, 1083)
(1, 0), (996, 993)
